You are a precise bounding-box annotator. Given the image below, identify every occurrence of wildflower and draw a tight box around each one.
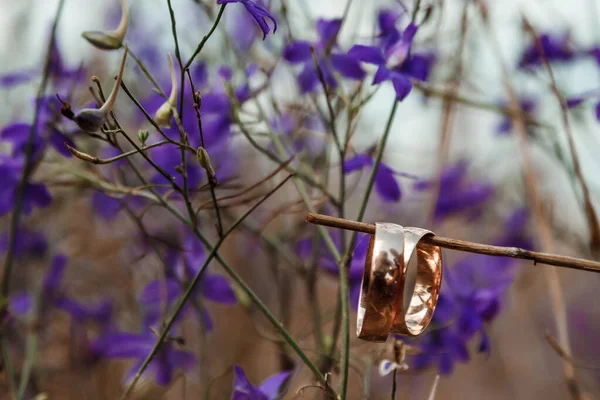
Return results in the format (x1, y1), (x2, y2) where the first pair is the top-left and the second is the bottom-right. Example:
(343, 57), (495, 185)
(414, 161), (494, 220)
(153, 54), (177, 128)
(217, 0), (277, 39)
(0, 229), (47, 258)
(232, 364), (291, 400)
(82, 0), (129, 50)
(67, 44), (129, 132)
(349, 22), (435, 100)
(0, 155), (52, 217)
(91, 330), (196, 386)
(408, 209), (532, 374)
(518, 32), (575, 69)
(343, 153), (403, 202)
(283, 18), (365, 93)
(92, 192), (122, 221)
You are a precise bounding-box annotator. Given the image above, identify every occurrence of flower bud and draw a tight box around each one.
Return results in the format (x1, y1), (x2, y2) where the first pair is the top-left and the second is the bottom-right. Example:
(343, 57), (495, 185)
(196, 147), (217, 185)
(137, 129), (149, 146)
(73, 44), (129, 132)
(82, 0), (129, 50)
(154, 54), (178, 128)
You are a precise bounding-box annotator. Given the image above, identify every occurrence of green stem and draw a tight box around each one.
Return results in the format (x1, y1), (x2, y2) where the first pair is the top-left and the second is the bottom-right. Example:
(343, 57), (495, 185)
(120, 175), (336, 399)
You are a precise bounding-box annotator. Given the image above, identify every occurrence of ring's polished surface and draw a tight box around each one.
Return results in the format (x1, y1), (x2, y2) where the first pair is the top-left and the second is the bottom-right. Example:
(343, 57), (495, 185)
(391, 227), (443, 336)
(357, 223), (405, 342)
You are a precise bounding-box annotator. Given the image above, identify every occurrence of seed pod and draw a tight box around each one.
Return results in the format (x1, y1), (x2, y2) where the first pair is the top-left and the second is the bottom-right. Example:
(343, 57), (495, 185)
(154, 54), (178, 128)
(196, 147), (217, 185)
(73, 44), (129, 132)
(82, 0), (129, 50)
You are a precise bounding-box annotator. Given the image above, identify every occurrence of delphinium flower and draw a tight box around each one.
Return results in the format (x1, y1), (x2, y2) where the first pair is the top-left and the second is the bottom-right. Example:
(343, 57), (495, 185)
(496, 96), (536, 134)
(1, 96), (76, 160)
(9, 254), (112, 327)
(137, 229), (237, 331)
(0, 155), (52, 217)
(518, 32), (576, 70)
(349, 19), (435, 101)
(218, 0), (277, 40)
(407, 208), (533, 374)
(0, 228), (47, 258)
(283, 18), (366, 93)
(414, 160), (494, 220)
(231, 364), (291, 400)
(296, 232), (370, 309)
(343, 153), (406, 202)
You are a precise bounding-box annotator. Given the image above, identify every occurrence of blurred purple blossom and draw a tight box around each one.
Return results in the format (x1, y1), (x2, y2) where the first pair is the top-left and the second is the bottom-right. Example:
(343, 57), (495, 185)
(0, 228), (47, 258)
(283, 18), (365, 93)
(343, 153), (402, 202)
(91, 330), (196, 386)
(518, 32), (575, 69)
(232, 364), (291, 400)
(414, 161), (494, 220)
(409, 208), (532, 374)
(349, 22), (435, 100)
(218, 0), (277, 40)
(0, 155), (52, 217)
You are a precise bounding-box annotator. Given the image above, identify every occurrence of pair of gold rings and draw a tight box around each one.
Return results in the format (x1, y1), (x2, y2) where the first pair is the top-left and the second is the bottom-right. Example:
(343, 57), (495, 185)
(357, 223), (443, 342)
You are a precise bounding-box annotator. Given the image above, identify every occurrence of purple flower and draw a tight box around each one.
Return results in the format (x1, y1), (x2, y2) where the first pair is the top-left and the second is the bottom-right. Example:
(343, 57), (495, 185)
(0, 69), (37, 88)
(518, 32), (575, 69)
(91, 330), (196, 386)
(92, 191), (122, 221)
(496, 97), (536, 134)
(408, 209), (532, 374)
(0, 155), (52, 217)
(343, 153), (402, 202)
(349, 22), (435, 100)
(296, 233), (370, 309)
(232, 364), (291, 400)
(283, 19), (365, 93)
(218, 0), (277, 39)
(414, 161), (493, 220)
(0, 228), (47, 258)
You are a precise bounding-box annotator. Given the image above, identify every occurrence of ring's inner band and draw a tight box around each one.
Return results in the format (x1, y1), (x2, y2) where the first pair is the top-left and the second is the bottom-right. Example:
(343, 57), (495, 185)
(403, 241), (442, 335)
(357, 224), (404, 341)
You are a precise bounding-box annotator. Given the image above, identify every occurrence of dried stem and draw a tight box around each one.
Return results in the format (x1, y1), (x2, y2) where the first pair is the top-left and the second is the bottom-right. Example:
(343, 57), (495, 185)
(305, 213), (600, 274)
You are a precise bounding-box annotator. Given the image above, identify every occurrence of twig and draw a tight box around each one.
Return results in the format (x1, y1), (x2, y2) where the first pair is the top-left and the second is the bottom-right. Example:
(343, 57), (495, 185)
(305, 213), (600, 273)
(64, 140), (170, 164)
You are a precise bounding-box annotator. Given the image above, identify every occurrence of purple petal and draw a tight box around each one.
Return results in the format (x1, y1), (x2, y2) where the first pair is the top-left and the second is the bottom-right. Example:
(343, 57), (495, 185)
(92, 191), (122, 221)
(26, 183), (52, 211)
(438, 353), (454, 375)
(595, 101), (600, 121)
(566, 97), (584, 108)
(391, 73), (413, 101)
(283, 41), (312, 63)
(349, 283), (361, 310)
(1, 123), (30, 149)
(259, 371), (291, 399)
(233, 365), (268, 400)
(219, 66), (233, 81)
(202, 307), (214, 332)
(348, 45), (386, 65)
(343, 153), (372, 173)
(48, 129), (74, 158)
(91, 332), (154, 358)
(0, 69), (37, 87)
(402, 23), (418, 44)
(297, 63), (319, 93)
(201, 274), (236, 304)
(43, 254), (67, 295)
(316, 18), (342, 49)
(373, 65), (391, 84)
(9, 292), (32, 315)
(375, 165), (401, 202)
(201, 93), (231, 114)
(330, 53), (366, 80)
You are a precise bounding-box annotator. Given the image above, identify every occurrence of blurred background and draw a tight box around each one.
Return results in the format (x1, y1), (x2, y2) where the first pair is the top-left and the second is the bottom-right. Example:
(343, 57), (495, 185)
(1, 0), (600, 399)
